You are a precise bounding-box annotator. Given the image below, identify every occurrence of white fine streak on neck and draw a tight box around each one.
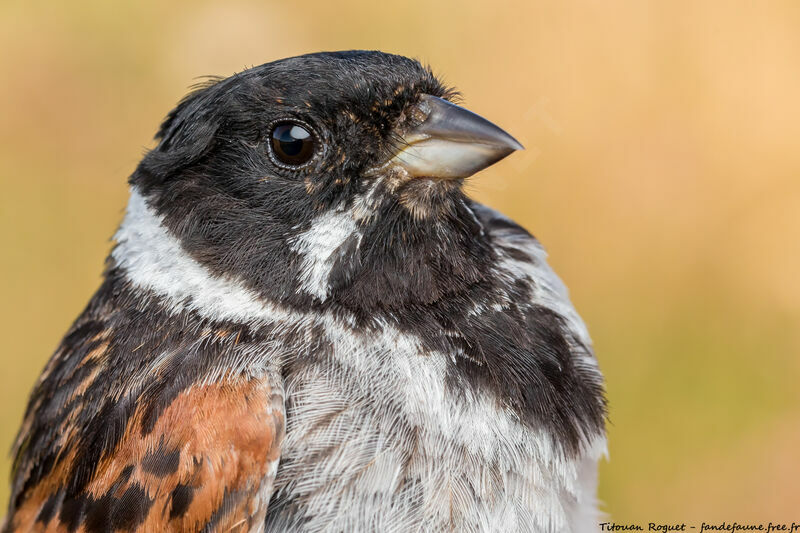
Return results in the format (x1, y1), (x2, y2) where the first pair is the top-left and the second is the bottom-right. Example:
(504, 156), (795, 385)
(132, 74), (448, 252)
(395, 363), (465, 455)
(288, 209), (360, 301)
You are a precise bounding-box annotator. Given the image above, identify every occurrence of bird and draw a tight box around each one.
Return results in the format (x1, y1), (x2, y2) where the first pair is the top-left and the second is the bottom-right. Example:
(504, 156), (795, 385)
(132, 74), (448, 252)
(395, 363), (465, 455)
(3, 51), (606, 533)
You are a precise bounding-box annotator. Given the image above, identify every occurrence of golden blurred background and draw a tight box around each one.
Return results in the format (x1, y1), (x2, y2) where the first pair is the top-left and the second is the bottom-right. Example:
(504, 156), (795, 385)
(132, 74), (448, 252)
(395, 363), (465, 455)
(2, 0), (799, 522)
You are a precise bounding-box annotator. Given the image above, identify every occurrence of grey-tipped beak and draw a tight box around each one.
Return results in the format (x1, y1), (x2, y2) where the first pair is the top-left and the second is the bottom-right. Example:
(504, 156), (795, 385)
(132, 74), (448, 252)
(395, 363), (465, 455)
(391, 94), (523, 180)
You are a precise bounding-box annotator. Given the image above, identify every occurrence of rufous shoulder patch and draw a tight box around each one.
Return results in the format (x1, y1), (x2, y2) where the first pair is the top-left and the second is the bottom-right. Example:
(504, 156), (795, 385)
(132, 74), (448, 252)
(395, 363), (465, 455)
(5, 378), (284, 533)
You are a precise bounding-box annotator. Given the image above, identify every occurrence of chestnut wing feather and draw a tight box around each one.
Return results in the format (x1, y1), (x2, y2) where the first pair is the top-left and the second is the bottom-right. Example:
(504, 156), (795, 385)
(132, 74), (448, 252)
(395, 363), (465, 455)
(3, 290), (285, 533)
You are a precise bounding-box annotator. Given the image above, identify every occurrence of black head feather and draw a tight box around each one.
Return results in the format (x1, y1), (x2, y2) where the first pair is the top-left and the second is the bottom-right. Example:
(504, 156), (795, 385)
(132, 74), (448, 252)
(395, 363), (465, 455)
(131, 50), (485, 313)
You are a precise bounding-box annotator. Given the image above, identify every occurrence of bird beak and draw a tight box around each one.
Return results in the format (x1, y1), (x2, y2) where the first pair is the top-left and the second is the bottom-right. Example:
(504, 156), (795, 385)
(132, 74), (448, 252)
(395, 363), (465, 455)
(389, 94), (523, 180)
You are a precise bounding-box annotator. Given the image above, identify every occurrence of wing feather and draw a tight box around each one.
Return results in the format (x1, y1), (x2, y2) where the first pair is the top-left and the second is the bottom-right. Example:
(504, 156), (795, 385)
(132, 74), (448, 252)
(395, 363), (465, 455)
(3, 288), (285, 533)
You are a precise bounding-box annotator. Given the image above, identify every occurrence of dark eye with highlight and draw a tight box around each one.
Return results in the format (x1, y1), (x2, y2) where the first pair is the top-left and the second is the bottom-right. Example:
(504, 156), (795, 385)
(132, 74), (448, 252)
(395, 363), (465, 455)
(270, 122), (316, 166)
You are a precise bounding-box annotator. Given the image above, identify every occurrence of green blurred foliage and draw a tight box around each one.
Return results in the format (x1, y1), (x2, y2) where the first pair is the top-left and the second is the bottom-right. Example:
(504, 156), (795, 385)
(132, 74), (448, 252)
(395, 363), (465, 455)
(1, 0), (799, 521)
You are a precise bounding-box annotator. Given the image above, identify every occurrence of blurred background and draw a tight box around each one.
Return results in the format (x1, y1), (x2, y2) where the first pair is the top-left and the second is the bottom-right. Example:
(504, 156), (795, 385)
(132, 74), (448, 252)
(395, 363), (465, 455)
(2, 0), (799, 522)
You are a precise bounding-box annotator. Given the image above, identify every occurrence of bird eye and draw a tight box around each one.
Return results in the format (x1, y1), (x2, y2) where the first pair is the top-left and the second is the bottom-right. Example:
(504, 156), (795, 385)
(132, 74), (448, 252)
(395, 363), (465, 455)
(270, 121), (316, 167)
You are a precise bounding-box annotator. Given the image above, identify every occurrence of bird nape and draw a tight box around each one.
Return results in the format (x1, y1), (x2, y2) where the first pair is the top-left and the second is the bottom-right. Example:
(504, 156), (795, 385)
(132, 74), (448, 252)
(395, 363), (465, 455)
(4, 50), (606, 533)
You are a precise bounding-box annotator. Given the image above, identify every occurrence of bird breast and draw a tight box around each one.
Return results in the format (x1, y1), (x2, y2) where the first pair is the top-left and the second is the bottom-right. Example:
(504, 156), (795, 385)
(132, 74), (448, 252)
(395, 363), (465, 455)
(266, 320), (605, 533)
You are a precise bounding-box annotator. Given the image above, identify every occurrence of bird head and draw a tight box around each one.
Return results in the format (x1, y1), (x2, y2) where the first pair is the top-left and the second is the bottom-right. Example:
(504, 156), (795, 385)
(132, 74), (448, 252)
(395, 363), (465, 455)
(130, 50), (522, 313)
